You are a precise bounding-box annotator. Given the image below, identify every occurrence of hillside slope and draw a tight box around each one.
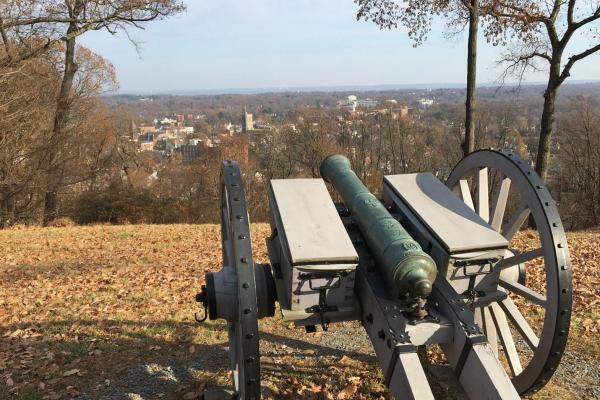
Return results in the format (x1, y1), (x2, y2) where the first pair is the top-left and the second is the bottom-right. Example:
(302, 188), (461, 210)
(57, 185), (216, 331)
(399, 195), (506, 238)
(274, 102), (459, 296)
(1, 225), (598, 399)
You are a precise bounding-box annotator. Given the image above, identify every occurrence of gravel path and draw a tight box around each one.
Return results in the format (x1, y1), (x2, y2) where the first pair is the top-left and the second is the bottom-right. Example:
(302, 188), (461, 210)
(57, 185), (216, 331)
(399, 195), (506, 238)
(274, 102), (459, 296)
(78, 319), (599, 400)
(78, 321), (459, 400)
(79, 346), (229, 400)
(550, 346), (600, 399)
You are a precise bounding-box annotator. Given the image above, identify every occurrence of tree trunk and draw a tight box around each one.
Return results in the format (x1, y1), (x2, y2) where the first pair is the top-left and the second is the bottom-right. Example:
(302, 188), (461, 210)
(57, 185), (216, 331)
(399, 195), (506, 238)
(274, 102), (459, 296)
(536, 59), (561, 183)
(463, 0), (479, 157)
(387, 114), (397, 173)
(1, 189), (14, 228)
(43, 21), (79, 225)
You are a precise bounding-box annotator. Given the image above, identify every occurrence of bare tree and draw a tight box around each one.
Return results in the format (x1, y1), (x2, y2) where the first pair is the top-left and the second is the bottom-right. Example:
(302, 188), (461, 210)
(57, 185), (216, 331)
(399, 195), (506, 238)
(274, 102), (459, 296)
(355, 0), (483, 156)
(1, 0), (184, 223)
(292, 110), (344, 178)
(556, 97), (600, 228)
(490, 0), (600, 182)
(1, 1), (185, 64)
(1, 0), (184, 224)
(0, 49), (59, 226)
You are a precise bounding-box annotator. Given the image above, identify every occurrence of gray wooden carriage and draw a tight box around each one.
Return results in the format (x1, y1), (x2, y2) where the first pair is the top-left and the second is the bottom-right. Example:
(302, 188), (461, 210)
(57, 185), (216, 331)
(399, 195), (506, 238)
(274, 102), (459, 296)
(195, 149), (572, 400)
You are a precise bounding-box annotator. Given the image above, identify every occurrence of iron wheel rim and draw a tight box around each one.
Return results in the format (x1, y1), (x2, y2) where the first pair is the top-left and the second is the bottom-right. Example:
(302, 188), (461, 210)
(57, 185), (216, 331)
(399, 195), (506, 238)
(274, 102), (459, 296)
(446, 149), (572, 395)
(220, 160), (261, 399)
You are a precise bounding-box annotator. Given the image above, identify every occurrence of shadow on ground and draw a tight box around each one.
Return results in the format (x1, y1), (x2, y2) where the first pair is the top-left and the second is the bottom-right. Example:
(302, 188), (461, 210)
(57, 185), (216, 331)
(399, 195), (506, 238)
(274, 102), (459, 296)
(1, 319), (392, 400)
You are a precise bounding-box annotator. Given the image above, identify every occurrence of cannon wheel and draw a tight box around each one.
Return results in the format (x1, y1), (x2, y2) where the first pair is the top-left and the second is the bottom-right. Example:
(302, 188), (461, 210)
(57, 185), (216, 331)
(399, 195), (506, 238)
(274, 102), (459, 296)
(220, 160), (261, 399)
(446, 149), (572, 395)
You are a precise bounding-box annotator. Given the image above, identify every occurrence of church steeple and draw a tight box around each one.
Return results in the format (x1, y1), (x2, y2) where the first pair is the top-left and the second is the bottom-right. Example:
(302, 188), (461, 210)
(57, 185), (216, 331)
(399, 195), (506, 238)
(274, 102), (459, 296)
(242, 107), (254, 133)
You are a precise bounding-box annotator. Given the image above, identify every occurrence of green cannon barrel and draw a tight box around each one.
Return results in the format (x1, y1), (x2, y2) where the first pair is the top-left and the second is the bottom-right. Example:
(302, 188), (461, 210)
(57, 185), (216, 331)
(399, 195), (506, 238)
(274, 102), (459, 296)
(320, 155), (437, 300)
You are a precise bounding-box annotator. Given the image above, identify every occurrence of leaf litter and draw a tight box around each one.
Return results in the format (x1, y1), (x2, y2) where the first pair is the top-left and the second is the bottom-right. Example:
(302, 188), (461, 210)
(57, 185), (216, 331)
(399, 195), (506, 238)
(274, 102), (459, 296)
(0, 225), (598, 399)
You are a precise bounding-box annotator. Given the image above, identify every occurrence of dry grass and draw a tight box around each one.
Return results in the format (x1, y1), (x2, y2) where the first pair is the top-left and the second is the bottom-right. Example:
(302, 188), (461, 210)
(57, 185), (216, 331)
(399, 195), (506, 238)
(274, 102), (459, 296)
(0, 225), (598, 399)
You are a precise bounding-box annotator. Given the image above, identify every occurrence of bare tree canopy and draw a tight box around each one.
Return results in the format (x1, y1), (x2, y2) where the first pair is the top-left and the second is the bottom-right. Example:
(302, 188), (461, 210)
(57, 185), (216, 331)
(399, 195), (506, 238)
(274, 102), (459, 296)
(491, 0), (600, 82)
(0, 0), (184, 225)
(556, 96), (600, 228)
(355, 0), (450, 46)
(355, 0), (485, 157)
(489, 0), (600, 181)
(0, 0), (185, 68)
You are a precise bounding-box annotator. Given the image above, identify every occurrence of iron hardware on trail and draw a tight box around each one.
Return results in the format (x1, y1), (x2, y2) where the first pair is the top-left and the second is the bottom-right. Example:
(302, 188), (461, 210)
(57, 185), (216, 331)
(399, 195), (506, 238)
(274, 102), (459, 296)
(196, 149), (572, 400)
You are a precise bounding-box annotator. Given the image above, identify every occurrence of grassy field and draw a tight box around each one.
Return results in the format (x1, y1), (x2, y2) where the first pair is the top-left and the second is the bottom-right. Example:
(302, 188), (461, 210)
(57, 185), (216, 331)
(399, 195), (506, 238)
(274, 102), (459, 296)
(0, 224), (598, 399)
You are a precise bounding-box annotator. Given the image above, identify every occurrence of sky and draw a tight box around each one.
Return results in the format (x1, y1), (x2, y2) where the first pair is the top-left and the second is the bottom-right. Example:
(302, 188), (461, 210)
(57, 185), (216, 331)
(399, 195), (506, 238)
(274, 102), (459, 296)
(79, 0), (600, 94)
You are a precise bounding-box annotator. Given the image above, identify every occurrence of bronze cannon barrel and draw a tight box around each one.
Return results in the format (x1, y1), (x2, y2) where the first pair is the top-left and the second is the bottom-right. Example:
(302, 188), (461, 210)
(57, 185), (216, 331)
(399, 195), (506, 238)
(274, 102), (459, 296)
(320, 154), (437, 300)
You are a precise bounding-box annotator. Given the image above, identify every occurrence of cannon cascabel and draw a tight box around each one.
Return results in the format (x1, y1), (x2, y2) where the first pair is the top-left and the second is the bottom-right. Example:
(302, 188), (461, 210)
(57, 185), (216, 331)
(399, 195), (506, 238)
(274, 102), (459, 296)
(320, 154), (437, 300)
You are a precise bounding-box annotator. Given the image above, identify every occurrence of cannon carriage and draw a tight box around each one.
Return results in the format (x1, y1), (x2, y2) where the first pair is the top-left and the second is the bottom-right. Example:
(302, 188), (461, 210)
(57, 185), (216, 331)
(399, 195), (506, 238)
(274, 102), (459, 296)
(196, 149), (572, 399)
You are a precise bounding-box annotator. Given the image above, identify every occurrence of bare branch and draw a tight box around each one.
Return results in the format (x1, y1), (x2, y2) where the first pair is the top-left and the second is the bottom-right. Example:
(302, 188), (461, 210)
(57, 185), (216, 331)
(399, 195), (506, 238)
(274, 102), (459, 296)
(567, 0), (575, 24)
(549, 0), (562, 21)
(571, 5), (600, 30)
(559, 43), (600, 84)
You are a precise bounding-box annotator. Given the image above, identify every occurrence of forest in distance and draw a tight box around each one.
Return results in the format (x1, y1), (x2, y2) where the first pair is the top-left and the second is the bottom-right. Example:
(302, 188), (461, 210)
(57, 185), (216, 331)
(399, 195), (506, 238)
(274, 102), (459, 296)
(4, 83), (600, 230)
(107, 85), (600, 228)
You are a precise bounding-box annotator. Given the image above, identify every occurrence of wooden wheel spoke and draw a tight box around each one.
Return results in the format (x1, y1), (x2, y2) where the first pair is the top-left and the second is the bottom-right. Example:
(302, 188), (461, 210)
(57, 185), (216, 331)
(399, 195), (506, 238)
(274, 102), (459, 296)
(477, 167), (489, 222)
(490, 176), (511, 231)
(496, 248), (544, 270)
(502, 204), (531, 241)
(499, 278), (546, 307)
(482, 306), (498, 357)
(459, 179), (475, 211)
(499, 297), (540, 351)
(490, 303), (523, 377)
(446, 149), (573, 394)
(474, 307), (483, 327)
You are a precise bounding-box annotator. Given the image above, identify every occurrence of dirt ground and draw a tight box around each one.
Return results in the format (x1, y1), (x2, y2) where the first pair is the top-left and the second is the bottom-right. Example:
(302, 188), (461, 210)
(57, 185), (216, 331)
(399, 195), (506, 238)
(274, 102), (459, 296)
(1, 224), (598, 399)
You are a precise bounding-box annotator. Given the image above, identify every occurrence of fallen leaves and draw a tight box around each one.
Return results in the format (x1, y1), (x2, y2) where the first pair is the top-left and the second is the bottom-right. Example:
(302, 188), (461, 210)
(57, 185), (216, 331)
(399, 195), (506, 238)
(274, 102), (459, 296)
(62, 369), (80, 377)
(513, 229), (600, 323)
(181, 382), (207, 400)
(182, 391), (199, 399)
(339, 355), (354, 366)
(582, 318), (600, 333)
(0, 225), (598, 399)
(0, 224), (237, 399)
(337, 382), (358, 399)
(335, 377), (362, 399)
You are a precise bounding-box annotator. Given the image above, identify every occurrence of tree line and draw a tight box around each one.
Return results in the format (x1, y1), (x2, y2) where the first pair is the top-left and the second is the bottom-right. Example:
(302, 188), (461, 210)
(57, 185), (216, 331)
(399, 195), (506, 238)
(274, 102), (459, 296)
(0, 0), (598, 229)
(248, 97), (599, 229)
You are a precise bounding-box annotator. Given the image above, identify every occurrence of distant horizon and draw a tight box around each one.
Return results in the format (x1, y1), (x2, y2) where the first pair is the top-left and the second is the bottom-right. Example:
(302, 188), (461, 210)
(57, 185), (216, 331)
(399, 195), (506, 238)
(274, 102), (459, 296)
(81, 1), (600, 93)
(109, 79), (600, 97)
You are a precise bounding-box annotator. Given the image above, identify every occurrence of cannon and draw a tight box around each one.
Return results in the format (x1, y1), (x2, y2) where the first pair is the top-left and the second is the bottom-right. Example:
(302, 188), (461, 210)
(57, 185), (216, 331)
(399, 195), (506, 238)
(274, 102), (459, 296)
(320, 154), (437, 304)
(196, 149), (572, 400)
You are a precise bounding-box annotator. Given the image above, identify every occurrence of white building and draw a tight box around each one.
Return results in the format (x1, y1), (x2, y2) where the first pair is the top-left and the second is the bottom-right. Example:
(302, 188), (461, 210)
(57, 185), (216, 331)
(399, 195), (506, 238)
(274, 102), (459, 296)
(177, 127), (195, 135)
(160, 117), (177, 126)
(337, 95), (377, 113)
(357, 99), (378, 108)
(418, 98), (434, 107)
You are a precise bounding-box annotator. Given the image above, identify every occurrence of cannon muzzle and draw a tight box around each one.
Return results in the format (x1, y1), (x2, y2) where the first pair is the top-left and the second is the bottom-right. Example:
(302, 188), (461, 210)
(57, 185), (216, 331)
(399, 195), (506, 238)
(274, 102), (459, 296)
(320, 154), (437, 300)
